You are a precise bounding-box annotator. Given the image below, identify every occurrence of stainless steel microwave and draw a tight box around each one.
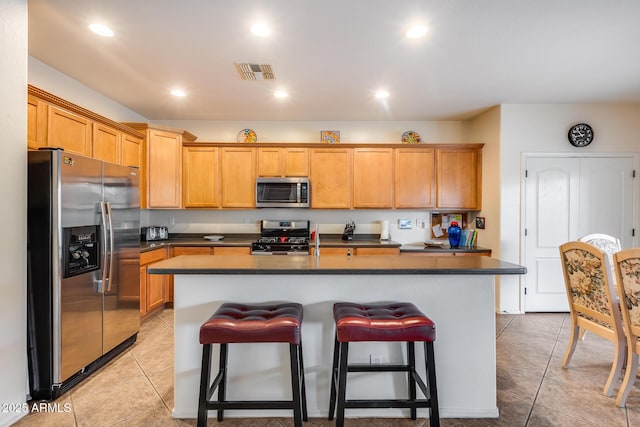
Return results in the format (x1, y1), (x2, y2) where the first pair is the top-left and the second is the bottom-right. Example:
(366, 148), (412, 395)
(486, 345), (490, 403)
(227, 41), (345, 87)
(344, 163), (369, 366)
(256, 177), (310, 208)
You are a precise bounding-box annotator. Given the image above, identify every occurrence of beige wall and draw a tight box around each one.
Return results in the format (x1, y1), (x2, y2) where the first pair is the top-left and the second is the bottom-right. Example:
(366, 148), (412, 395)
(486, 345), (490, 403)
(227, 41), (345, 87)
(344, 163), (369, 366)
(153, 119), (471, 144)
(0, 0), (28, 425)
(28, 57), (147, 122)
(467, 106), (502, 309)
(498, 104), (640, 313)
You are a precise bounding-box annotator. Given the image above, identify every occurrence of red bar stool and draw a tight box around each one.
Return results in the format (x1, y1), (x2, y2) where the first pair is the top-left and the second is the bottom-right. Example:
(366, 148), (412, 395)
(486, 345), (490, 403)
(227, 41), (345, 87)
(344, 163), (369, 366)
(198, 302), (307, 427)
(328, 302), (440, 427)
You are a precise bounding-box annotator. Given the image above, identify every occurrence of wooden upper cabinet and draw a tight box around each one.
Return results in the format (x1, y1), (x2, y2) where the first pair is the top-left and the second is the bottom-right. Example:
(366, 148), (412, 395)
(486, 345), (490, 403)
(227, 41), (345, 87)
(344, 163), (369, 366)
(47, 106), (92, 156)
(257, 147), (309, 177)
(220, 147), (256, 208)
(183, 146), (220, 208)
(121, 133), (142, 168)
(394, 147), (435, 208)
(436, 146), (482, 210)
(92, 123), (121, 164)
(283, 147), (309, 176)
(310, 148), (352, 208)
(147, 129), (182, 208)
(257, 147), (282, 177)
(353, 148), (393, 208)
(27, 95), (47, 150)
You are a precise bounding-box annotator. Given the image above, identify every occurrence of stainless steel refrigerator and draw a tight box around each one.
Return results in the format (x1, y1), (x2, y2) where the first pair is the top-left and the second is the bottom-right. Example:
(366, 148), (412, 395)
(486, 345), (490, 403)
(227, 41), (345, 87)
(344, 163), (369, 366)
(27, 149), (140, 400)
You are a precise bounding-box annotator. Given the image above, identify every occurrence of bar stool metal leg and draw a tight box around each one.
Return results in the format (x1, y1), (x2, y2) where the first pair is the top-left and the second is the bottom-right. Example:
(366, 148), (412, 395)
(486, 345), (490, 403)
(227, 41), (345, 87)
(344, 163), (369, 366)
(425, 341), (440, 427)
(328, 333), (340, 420)
(217, 343), (228, 421)
(408, 341), (417, 420)
(298, 343), (308, 421)
(335, 341), (349, 427)
(289, 343), (303, 427)
(197, 343), (212, 427)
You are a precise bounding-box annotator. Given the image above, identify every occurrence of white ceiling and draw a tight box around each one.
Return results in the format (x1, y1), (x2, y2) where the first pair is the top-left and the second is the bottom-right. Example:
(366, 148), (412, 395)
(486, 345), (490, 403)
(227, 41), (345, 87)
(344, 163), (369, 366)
(28, 0), (640, 121)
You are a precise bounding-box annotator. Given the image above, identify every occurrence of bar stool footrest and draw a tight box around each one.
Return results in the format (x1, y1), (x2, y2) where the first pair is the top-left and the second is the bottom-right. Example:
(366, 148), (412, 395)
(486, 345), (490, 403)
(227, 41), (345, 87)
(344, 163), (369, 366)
(344, 399), (431, 409)
(206, 400), (298, 410)
(348, 364), (412, 372)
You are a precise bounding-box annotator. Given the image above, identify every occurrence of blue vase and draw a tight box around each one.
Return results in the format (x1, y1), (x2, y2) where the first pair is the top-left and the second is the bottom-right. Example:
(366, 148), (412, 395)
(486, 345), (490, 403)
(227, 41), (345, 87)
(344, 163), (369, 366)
(448, 221), (462, 248)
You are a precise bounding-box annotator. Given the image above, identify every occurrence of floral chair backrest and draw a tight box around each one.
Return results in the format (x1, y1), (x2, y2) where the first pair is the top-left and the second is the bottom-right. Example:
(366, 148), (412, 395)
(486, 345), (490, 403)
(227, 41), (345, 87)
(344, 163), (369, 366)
(579, 234), (621, 281)
(614, 249), (640, 335)
(560, 241), (616, 325)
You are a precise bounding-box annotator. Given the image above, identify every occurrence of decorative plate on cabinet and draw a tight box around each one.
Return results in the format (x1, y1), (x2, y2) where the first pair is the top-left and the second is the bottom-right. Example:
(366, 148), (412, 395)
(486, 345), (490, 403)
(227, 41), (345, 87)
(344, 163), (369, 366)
(237, 129), (257, 143)
(401, 131), (421, 144)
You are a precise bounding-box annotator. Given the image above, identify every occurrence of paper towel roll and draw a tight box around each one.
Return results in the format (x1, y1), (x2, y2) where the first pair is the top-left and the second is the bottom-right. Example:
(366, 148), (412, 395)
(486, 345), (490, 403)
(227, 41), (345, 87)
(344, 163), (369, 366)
(380, 220), (390, 240)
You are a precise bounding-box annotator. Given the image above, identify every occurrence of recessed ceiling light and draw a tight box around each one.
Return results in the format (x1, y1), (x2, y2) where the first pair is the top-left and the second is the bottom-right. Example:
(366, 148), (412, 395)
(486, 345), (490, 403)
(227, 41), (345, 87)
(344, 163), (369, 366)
(250, 23), (271, 37)
(406, 25), (428, 39)
(375, 90), (390, 99)
(170, 89), (186, 97)
(89, 23), (114, 37)
(274, 90), (288, 99)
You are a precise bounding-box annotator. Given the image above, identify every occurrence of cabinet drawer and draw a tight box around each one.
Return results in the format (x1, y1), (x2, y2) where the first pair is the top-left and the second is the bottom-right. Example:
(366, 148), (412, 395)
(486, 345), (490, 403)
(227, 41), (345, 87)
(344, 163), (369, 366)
(213, 247), (251, 255)
(140, 248), (167, 265)
(355, 247), (399, 255)
(172, 246), (212, 256)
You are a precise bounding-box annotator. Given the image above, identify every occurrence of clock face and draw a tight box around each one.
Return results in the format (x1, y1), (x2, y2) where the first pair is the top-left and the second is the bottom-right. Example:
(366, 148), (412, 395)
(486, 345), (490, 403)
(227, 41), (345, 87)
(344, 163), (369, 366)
(568, 123), (594, 147)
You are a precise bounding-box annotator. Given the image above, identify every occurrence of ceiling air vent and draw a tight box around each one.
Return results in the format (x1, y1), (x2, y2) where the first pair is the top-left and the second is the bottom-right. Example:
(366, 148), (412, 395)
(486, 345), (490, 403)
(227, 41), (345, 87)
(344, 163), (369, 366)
(235, 63), (275, 80)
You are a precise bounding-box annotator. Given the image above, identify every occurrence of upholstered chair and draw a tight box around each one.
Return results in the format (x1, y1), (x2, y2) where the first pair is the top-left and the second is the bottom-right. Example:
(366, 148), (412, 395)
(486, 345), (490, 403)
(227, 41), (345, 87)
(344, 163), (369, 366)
(558, 241), (626, 396)
(613, 248), (640, 406)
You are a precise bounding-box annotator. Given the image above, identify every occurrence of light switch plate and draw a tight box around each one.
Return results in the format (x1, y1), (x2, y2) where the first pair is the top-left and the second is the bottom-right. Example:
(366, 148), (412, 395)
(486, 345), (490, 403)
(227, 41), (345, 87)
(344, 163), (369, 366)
(398, 219), (412, 229)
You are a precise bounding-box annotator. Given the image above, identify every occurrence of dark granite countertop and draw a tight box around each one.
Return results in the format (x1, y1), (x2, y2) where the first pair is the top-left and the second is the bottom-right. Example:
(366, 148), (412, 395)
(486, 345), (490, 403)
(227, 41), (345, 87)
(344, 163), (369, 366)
(400, 243), (492, 254)
(148, 254), (526, 276)
(140, 234), (402, 252)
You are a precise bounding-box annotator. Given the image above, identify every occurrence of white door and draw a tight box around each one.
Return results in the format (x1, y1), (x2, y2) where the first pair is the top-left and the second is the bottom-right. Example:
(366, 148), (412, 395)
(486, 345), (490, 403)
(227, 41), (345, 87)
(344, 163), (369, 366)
(523, 156), (635, 312)
(524, 157), (579, 312)
(578, 158), (634, 248)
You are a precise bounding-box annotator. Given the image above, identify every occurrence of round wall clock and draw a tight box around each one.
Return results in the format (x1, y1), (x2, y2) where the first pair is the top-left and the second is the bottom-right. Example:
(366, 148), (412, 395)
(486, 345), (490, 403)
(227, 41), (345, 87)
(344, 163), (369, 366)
(568, 123), (594, 147)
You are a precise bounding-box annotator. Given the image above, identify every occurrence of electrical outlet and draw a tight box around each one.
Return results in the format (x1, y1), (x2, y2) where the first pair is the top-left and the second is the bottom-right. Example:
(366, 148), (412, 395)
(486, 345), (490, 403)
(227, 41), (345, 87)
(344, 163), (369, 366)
(169, 217), (176, 225)
(370, 354), (383, 364)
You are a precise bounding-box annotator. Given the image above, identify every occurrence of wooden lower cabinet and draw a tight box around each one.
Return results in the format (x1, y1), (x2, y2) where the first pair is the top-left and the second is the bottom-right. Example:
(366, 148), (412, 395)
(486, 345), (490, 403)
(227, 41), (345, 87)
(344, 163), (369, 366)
(172, 246), (212, 255)
(213, 247), (251, 255)
(355, 247), (400, 255)
(311, 247), (400, 256)
(164, 246), (251, 307)
(401, 250), (491, 257)
(140, 248), (168, 319)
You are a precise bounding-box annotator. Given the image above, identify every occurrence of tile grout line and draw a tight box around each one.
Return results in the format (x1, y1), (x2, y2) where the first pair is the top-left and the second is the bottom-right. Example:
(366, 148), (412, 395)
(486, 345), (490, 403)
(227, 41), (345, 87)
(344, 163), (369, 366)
(523, 313), (567, 427)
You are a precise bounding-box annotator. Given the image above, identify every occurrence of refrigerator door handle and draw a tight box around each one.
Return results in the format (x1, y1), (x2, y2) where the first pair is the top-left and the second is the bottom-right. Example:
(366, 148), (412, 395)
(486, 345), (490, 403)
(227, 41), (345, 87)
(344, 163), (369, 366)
(106, 202), (115, 292)
(99, 202), (109, 294)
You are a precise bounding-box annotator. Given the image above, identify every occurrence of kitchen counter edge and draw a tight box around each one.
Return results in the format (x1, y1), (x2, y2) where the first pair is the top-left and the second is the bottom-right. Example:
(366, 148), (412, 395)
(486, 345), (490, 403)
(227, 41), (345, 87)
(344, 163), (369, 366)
(148, 254), (526, 276)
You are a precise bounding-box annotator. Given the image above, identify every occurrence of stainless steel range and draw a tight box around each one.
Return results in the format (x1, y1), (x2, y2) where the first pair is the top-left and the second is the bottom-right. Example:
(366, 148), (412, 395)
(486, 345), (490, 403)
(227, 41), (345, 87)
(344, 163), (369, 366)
(251, 220), (311, 255)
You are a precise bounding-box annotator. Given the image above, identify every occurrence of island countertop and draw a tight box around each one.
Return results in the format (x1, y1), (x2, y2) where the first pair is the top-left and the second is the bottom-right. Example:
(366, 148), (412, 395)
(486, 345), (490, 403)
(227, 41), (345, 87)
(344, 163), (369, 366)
(147, 254), (526, 275)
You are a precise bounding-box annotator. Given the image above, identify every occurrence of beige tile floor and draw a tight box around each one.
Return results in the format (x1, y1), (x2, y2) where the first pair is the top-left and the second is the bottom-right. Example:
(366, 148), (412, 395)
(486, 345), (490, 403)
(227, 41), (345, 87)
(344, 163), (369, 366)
(12, 310), (640, 426)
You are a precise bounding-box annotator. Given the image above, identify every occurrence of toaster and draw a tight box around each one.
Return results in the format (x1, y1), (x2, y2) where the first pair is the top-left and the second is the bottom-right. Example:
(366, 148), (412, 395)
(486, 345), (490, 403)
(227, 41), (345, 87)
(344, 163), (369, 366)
(141, 225), (169, 241)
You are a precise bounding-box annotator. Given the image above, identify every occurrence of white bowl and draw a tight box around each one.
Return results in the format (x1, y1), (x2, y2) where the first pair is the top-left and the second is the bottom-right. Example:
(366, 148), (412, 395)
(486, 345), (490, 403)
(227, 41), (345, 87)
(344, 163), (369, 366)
(203, 235), (224, 241)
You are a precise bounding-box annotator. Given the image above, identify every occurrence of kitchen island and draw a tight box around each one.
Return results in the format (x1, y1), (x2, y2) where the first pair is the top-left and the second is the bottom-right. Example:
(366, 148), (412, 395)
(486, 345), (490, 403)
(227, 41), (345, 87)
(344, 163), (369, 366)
(148, 255), (525, 420)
